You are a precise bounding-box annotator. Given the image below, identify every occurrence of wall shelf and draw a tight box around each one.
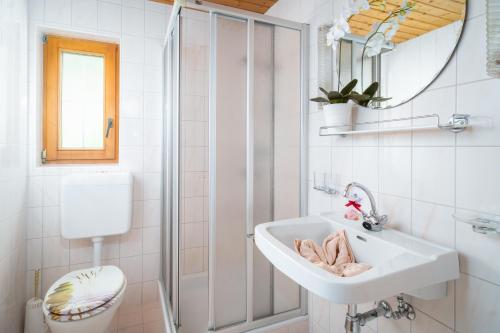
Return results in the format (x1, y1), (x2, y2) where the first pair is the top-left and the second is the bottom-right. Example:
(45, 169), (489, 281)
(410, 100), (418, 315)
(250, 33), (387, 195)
(319, 113), (470, 137)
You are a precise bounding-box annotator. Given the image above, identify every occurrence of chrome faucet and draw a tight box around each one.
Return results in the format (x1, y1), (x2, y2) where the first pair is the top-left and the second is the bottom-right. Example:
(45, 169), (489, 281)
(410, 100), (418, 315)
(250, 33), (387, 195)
(343, 182), (388, 231)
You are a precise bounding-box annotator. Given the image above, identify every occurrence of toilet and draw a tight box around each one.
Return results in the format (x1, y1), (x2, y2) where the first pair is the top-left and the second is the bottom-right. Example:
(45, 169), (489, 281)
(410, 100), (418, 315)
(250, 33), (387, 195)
(43, 173), (133, 333)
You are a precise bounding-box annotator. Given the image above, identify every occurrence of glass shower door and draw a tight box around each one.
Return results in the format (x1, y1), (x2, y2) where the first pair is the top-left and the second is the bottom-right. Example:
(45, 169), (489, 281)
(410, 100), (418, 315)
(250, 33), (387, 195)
(178, 8), (210, 333)
(208, 13), (305, 331)
(163, 5), (309, 333)
(252, 22), (303, 319)
(210, 14), (248, 330)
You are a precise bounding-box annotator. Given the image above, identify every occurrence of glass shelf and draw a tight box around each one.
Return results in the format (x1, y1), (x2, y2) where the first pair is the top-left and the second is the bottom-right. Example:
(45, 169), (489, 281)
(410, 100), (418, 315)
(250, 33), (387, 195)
(319, 114), (470, 137)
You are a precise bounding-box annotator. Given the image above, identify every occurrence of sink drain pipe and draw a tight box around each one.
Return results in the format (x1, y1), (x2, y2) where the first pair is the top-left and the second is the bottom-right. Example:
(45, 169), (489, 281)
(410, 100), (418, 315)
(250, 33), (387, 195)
(344, 296), (415, 333)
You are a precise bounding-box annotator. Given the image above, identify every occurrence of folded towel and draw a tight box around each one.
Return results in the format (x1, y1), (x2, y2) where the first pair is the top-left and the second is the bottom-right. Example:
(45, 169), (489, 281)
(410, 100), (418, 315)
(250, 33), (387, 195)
(294, 230), (371, 277)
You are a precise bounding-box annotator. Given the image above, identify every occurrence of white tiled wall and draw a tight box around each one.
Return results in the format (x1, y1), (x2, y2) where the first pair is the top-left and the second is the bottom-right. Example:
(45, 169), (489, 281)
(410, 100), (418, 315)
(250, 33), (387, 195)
(267, 0), (500, 332)
(0, 0), (28, 332)
(25, 1), (170, 332)
(380, 20), (462, 107)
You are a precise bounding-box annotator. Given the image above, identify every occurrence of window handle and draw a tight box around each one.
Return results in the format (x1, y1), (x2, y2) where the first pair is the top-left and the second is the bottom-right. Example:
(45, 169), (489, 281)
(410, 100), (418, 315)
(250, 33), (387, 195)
(105, 118), (114, 138)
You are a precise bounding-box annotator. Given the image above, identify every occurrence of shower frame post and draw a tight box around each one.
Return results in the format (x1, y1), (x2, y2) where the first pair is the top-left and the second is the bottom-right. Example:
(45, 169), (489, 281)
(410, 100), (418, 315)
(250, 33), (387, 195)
(207, 10), (218, 332)
(299, 23), (310, 317)
(245, 17), (256, 325)
(171, 13), (181, 328)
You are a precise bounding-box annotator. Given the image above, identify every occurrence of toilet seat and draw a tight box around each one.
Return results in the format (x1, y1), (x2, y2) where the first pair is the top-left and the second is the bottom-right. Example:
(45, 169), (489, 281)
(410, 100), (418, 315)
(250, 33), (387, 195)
(43, 266), (126, 322)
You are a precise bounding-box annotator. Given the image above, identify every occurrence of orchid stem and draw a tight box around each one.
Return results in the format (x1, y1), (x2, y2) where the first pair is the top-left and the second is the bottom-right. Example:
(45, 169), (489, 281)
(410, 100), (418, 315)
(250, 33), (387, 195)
(360, 4), (413, 90)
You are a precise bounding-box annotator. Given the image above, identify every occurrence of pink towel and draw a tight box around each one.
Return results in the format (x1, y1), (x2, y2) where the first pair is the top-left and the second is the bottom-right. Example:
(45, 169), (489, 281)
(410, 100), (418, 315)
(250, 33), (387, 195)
(294, 230), (371, 277)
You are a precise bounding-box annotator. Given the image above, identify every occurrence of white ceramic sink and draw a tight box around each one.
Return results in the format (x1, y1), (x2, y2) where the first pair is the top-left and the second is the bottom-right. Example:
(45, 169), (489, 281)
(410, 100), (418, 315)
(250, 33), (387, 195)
(255, 213), (459, 304)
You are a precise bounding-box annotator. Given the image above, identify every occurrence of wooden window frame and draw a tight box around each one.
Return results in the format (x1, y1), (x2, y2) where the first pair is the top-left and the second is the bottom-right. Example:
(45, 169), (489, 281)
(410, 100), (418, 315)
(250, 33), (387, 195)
(43, 35), (119, 164)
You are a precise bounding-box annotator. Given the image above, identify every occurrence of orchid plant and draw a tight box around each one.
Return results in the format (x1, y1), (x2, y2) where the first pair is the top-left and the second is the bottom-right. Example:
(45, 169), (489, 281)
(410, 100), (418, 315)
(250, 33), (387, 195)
(327, 0), (415, 55)
(327, 0), (416, 94)
(310, 79), (359, 104)
(310, 80), (391, 107)
(362, 1), (416, 57)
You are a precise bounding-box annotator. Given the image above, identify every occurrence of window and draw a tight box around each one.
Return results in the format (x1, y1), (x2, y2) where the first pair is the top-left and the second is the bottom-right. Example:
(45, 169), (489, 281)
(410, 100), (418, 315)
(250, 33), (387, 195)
(43, 35), (119, 163)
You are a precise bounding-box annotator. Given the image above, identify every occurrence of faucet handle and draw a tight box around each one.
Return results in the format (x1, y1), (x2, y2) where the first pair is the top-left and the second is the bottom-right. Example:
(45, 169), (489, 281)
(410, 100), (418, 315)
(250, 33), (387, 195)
(362, 214), (389, 231)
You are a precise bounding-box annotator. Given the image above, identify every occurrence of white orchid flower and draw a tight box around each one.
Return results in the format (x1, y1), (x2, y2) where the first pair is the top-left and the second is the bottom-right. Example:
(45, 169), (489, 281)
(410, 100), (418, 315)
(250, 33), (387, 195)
(384, 18), (399, 41)
(385, 25), (398, 41)
(327, 16), (351, 50)
(326, 28), (339, 51)
(326, 29), (335, 46)
(365, 33), (385, 57)
(349, 0), (370, 12)
(360, 0), (370, 10)
(326, 0), (383, 51)
(378, 22), (391, 33)
(336, 16), (351, 36)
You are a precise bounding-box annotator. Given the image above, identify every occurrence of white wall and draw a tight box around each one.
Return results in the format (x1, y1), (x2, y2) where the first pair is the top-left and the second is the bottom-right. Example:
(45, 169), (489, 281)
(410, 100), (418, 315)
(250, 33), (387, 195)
(25, 1), (170, 332)
(0, 0), (29, 331)
(0, 0), (28, 332)
(267, 0), (500, 332)
(381, 20), (463, 107)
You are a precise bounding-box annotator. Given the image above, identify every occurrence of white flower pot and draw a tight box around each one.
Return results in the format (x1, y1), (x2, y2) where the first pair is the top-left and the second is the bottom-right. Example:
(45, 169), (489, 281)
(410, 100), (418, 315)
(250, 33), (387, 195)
(352, 104), (375, 123)
(322, 103), (352, 131)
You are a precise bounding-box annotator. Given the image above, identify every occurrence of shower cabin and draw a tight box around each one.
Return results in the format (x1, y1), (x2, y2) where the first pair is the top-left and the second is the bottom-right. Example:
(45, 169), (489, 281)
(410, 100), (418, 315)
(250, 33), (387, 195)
(161, 2), (309, 332)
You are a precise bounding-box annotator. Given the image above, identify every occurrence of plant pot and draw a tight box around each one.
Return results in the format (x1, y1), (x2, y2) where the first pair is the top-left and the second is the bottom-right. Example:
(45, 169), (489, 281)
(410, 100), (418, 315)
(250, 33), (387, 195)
(322, 103), (352, 131)
(352, 104), (376, 124)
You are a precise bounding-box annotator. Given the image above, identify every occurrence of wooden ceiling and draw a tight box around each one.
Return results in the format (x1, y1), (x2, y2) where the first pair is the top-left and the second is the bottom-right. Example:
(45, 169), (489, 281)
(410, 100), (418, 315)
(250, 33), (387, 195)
(349, 0), (466, 44)
(152, 0), (278, 14)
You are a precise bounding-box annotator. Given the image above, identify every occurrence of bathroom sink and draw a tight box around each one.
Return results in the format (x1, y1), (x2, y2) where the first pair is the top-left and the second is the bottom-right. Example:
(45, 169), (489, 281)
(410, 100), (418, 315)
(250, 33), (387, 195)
(254, 213), (459, 304)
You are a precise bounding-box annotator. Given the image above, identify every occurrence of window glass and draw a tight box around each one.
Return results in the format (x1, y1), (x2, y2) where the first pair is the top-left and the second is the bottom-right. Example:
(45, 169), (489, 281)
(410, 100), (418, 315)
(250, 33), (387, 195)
(60, 52), (105, 149)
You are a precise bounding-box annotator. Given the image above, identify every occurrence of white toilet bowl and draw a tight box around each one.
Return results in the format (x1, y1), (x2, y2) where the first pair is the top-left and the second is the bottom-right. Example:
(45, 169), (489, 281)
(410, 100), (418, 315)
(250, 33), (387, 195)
(43, 266), (127, 333)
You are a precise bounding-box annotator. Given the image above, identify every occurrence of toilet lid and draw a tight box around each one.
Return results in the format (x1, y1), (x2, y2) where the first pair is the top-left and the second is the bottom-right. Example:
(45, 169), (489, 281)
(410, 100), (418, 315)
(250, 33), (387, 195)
(44, 266), (125, 317)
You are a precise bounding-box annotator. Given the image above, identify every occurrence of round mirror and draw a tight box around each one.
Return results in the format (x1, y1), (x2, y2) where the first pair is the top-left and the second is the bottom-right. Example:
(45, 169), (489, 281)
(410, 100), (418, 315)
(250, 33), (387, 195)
(334, 0), (466, 108)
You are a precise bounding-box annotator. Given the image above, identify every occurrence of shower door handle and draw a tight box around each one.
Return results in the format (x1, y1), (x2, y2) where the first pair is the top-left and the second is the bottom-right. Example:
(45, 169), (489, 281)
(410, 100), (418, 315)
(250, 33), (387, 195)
(246, 234), (255, 240)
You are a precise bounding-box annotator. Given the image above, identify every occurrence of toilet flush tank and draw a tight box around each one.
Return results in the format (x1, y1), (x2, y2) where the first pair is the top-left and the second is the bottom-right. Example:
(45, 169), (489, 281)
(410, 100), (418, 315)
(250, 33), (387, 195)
(61, 173), (133, 239)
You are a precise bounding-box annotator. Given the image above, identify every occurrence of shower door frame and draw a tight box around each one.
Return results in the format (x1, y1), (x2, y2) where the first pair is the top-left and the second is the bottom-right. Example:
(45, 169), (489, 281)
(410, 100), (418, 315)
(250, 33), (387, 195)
(162, 2), (310, 332)
(161, 11), (181, 333)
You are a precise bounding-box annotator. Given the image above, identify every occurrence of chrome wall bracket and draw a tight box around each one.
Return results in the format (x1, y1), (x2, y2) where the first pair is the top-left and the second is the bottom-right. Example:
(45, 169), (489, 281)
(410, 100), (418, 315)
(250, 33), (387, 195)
(312, 172), (338, 195)
(453, 214), (500, 235)
(439, 114), (470, 133)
